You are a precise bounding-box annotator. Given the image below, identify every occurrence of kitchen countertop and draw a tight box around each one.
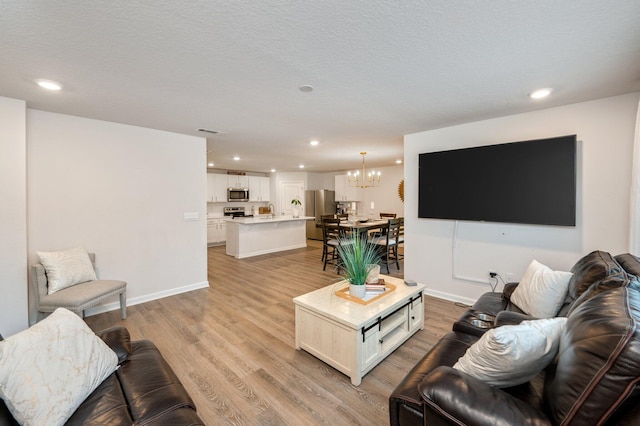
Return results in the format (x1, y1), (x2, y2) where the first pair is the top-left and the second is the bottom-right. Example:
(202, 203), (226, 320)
(227, 215), (314, 224)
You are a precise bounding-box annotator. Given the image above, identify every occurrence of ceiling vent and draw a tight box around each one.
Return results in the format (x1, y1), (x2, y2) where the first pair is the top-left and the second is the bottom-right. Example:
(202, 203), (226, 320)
(197, 128), (220, 134)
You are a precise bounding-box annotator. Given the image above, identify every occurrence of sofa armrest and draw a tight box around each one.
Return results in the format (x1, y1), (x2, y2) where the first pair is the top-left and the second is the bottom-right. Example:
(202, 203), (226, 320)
(420, 366), (551, 426)
(96, 326), (132, 364)
(502, 282), (519, 300)
(494, 310), (538, 327)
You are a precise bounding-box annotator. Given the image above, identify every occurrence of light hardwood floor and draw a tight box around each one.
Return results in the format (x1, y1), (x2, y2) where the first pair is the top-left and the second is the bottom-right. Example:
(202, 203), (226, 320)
(85, 240), (468, 425)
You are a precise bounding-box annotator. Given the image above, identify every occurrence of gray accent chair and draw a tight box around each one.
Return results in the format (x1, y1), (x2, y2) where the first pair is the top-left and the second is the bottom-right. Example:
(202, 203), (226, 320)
(31, 253), (127, 320)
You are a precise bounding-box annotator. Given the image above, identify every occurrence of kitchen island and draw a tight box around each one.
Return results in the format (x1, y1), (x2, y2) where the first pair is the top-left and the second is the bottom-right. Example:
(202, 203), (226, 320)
(226, 216), (315, 259)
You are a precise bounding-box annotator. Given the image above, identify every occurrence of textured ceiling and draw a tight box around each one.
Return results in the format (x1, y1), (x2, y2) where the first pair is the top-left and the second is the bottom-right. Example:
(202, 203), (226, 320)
(1, 1), (639, 173)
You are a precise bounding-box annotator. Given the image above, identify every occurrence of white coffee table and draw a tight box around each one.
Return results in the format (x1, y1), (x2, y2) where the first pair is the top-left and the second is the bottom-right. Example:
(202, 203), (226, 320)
(293, 275), (425, 386)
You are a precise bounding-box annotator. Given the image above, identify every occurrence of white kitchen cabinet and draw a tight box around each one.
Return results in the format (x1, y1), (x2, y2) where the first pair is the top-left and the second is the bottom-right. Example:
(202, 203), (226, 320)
(206, 174), (228, 203)
(249, 176), (271, 201)
(228, 175), (249, 188)
(207, 218), (227, 244)
(335, 174), (362, 201)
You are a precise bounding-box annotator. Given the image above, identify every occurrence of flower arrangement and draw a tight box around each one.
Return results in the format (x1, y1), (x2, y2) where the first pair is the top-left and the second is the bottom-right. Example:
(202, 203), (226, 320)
(291, 198), (302, 206)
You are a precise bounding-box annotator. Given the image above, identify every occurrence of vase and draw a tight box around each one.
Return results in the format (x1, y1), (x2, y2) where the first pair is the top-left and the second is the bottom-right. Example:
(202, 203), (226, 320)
(292, 207), (299, 218)
(349, 283), (366, 299)
(366, 264), (381, 284)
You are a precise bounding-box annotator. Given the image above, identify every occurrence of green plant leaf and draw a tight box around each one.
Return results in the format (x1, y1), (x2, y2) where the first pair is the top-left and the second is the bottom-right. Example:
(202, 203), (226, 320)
(336, 231), (381, 285)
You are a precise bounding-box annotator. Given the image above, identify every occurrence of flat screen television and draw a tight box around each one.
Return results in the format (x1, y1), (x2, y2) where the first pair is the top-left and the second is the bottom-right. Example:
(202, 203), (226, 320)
(418, 135), (576, 226)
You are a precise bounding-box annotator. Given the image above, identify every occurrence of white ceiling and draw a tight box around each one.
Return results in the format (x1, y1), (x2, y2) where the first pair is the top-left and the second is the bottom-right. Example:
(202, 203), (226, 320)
(1, 1), (639, 173)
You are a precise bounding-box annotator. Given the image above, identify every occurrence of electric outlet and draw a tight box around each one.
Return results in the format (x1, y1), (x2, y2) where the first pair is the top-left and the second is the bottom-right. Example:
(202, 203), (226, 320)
(506, 272), (514, 283)
(488, 270), (497, 278)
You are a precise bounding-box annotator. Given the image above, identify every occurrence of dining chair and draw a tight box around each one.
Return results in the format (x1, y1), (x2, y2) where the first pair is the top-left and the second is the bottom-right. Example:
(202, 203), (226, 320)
(371, 218), (402, 273)
(397, 217), (405, 261)
(322, 217), (341, 270)
(371, 213), (396, 238)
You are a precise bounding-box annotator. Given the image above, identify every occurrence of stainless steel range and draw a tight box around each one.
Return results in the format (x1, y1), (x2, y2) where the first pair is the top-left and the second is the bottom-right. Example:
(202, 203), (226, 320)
(223, 207), (246, 218)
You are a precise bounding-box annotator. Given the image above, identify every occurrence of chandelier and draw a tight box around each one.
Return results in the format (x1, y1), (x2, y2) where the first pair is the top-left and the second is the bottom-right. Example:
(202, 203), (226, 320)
(348, 152), (381, 188)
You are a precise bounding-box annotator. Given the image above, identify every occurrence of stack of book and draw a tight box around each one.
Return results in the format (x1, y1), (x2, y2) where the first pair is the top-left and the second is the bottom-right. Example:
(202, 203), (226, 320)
(365, 282), (386, 292)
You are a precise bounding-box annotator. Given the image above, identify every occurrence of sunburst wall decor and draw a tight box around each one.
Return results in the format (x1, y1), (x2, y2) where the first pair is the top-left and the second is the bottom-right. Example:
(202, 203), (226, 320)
(398, 180), (404, 203)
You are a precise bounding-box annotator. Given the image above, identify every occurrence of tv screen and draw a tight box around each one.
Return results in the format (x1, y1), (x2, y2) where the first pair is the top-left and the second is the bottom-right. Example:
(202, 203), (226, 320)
(418, 135), (576, 226)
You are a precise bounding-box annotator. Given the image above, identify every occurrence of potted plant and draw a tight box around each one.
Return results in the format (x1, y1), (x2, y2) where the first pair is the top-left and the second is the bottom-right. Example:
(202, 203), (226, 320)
(291, 198), (302, 217)
(337, 232), (381, 299)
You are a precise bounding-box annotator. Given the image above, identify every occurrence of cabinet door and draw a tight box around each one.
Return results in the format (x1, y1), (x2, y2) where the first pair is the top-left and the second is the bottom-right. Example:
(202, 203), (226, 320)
(345, 181), (362, 201)
(218, 221), (227, 242)
(409, 295), (424, 331)
(335, 174), (362, 201)
(228, 175), (248, 188)
(213, 174), (228, 202)
(248, 176), (260, 201)
(258, 176), (271, 201)
(206, 174), (216, 202)
(335, 175), (346, 201)
(207, 222), (217, 243)
(361, 325), (380, 371)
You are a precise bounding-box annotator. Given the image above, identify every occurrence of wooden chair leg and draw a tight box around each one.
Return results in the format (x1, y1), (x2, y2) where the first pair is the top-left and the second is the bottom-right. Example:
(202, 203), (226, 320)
(120, 292), (127, 319)
(394, 246), (400, 269)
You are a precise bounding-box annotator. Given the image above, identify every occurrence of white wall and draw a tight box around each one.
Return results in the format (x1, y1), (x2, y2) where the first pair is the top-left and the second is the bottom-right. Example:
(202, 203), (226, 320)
(0, 97), (28, 336)
(405, 93), (640, 305)
(27, 110), (208, 320)
(307, 172), (337, 191)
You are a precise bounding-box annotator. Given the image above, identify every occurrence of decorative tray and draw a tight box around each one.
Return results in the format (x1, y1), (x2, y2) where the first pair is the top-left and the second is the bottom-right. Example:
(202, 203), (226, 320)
(335, 280), (397, 305)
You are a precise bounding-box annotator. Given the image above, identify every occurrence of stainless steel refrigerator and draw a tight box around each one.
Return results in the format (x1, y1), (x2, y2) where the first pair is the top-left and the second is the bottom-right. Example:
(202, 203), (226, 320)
(305, 190), (336, 240)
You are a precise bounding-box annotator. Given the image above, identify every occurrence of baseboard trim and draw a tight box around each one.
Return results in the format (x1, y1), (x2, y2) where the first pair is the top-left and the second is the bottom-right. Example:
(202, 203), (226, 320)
(85, 281), (210, 317)
(424, 288), (475, 307)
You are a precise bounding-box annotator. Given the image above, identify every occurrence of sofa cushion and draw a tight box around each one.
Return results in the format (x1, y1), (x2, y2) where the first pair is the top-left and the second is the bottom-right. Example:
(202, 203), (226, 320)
(510, 260), (572, 318)
(453, 317), (567, 387)
(117, 340), (197, 423)
(37, 247), (97, 294)
(615, 253), (640, 277)
(544, 284), (640, 425)
(0, 308), (118, 426)
(567, 250), (622, 301)
(389, 332), (478, 426)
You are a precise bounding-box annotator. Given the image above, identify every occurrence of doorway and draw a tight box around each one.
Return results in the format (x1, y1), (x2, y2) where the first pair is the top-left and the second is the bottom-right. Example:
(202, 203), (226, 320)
(279, 181), (304, 216)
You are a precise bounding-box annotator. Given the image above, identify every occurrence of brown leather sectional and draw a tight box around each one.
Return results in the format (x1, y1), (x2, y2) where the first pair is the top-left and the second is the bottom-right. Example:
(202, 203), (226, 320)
(0, 327), (204, 425)
(390, 251), (640, 426)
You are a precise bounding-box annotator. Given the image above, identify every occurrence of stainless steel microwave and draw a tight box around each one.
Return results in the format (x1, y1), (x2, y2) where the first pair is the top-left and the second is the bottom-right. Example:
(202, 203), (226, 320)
(227, 188), (249, 202)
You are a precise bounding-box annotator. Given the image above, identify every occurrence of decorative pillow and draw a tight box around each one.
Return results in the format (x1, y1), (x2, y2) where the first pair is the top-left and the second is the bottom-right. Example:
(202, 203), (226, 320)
(453, 317), (567, 387)
(0, 308), (118, 426)
(510, 260), (573, 318)
(37, 247), (97, 294)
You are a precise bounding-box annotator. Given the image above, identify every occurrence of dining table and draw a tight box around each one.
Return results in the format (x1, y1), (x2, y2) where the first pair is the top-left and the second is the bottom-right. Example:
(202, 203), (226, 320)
(337, 218), (390, 238)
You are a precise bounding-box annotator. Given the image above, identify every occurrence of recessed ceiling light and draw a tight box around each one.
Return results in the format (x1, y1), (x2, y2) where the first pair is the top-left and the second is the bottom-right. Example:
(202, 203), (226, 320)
(36, 79), (62, 91)
(207, 162), (214, 167)
(299, 85), (313, 93)
(396, 160), (402, 164)
(270, 169), (276, 173)
(299, 164), (305, 169)
(530, 88), (552, 99)
(310, 140), (319, 146)
(233, 156), (240, 161)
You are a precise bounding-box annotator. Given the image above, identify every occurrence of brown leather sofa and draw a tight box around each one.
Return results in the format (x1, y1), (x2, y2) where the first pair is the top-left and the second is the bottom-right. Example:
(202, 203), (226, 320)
(390, 251), (640, 426)
(0, 327), (204, 425)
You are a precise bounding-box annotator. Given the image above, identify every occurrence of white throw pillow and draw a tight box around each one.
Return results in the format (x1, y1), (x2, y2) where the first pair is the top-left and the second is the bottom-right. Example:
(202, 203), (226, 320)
(0, 308), (118, 426)
(510, 260), (573, 318)
(37, 247), (97, 294)
(453, 317), (567, 387)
